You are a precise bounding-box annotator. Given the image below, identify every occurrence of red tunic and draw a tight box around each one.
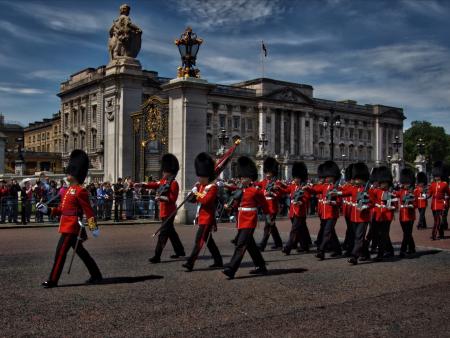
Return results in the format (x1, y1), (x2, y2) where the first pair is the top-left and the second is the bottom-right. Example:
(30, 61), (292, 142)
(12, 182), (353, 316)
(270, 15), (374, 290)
(340, 183), (353, 219)
(429, 181), (449, 211)
(286, 183), (310, 218)
(255, 178), (283, 216)
(311, 183), (341, 220)
(414, 185), (428, 209)
(50, 185), (96, 235)
(146, 178), (179, 218)
(234, 186), (269, 229)
(397, 189), (417, 222)
(342, 184), (374, 223)
(373, 188), (398, 222)
(193, 183), (217, 226)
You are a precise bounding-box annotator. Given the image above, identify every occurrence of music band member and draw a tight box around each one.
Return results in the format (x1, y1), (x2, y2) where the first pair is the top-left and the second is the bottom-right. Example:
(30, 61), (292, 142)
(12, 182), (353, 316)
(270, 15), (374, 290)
(183, 153), (223, 271)
(223, 156), (270, 280)
(146, 154), (185, 263)
(37, 150), (102, 288)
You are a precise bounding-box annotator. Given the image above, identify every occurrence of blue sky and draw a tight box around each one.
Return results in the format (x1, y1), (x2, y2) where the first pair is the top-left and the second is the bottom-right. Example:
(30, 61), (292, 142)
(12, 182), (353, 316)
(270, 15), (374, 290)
(0, 0), (449, 132)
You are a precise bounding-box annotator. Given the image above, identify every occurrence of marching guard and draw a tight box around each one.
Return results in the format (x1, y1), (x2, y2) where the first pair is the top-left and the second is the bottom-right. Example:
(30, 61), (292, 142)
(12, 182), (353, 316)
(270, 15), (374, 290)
(415, 172), (428, 229)
(38, 150), (102, 288)
(312, 161), (343, 260)
(182, 152), (223, 271)
(397, 168), (417, 257)
(342, 164), (355, 256)
(341, 162), (373, 265)
(256, 157), (284, 251)
(146, 154), (185, 263)
(223, 156), (270, 279)
(282, 162), (311, 254)
(429, 162), (450, 240)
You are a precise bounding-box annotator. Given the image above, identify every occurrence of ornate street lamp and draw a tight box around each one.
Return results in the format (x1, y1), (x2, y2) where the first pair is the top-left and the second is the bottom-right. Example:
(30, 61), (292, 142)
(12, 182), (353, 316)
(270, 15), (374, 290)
(341, 153), (346, 170)
(217, 129), (229, 156)
(321, 108), (341, 160)
(392, 135), (402, 155)
(175, 27), (203, 78)
(416, 137), (425, 155)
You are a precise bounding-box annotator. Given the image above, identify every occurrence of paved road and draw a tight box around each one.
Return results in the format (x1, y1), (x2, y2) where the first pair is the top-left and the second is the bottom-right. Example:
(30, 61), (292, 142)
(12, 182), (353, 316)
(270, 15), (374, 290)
(1, 221), (449, 337)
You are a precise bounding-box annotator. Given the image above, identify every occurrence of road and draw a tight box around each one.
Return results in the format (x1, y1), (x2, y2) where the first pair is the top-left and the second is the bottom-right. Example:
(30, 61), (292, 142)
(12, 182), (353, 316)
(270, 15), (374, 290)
(1, 217), (449, 337)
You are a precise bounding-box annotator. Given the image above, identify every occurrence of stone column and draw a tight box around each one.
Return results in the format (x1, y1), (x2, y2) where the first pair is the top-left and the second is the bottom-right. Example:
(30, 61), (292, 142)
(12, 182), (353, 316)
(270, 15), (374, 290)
(270, 109), (276, 155)
(280, 110), (285, 155)
(162, 77), (215, 224)
(290, 111), (295, 155)
(103, 58), (144, 182)
(299, 113), (305, 156)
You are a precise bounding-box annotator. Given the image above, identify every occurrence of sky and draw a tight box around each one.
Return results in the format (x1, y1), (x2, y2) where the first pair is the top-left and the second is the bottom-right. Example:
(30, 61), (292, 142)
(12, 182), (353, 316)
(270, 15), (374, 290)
(0, 0), (449, 132)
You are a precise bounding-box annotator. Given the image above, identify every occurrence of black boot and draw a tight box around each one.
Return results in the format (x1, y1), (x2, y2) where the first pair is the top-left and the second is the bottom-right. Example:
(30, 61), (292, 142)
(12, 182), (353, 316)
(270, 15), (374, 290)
(222, 268), (235, 280)
(348, 257), (358, 265)
(41, 280), (57, 288)
(249, 266), (268, 275)
(316, 251), (325, 261)
(182, 262), (193, 272)
(149, 256), (161, 264)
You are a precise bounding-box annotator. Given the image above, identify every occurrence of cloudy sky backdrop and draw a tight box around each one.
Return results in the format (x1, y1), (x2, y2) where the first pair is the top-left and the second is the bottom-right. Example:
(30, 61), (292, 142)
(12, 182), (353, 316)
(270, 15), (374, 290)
(0, 0), (449, 131)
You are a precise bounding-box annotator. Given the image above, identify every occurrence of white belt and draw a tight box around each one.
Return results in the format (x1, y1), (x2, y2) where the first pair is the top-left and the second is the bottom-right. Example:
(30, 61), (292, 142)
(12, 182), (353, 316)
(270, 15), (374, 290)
(265, 197), (274, 200)
(400, 205), (413, 208)
(238, 207), (257, 211)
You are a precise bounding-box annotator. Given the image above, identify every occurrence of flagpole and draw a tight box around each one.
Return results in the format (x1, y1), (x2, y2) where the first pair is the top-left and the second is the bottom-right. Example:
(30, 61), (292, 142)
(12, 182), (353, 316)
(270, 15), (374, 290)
(261, 40), (265, 78)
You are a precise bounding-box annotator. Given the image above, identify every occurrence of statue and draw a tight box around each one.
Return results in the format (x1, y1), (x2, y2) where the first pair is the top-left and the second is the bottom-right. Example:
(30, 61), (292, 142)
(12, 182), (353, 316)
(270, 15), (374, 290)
(108, 4), (142, 60)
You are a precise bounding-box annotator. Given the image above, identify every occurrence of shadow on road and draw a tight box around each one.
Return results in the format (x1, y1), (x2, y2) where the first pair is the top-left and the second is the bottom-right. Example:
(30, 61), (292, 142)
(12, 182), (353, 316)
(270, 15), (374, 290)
(59, 275), (163, 287)
(234, 268), (308, 280)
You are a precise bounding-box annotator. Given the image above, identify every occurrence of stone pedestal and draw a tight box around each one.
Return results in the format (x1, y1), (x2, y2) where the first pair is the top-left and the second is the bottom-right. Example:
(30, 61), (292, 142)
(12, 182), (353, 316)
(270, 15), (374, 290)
(15, 160), (25, 176)
(390, 153), (403, 182)
(414, 154), (427, 174)
(162, 78), (215, 224)
(103, 58), (144, 182)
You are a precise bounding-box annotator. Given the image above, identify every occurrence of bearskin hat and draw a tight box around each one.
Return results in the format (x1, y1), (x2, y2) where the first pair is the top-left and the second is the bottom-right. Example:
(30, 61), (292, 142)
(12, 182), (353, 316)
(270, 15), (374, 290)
(236, 156), (258, 181)
(369, 167), (379, 183)
(321, 160), (341, 180)
(377, 166), (393, 184)
(66, 149), (89, 184)
(263, 156), (279, 176)
(292, 162), (308, 181)
(344, 163), (354, 182)
(195, 152), (215, 182)
(400, 168), (415, 185)
(432, 161), (444, 178)
(416, 172), (427, 185)
(352, 162), (370, 182)
(161, 153), (179, 176)
(317, 163), (325, 179)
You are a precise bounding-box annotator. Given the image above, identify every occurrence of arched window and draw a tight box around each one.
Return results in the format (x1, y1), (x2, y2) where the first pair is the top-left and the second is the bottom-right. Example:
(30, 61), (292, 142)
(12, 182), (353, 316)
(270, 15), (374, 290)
(319, 142), (325, 159)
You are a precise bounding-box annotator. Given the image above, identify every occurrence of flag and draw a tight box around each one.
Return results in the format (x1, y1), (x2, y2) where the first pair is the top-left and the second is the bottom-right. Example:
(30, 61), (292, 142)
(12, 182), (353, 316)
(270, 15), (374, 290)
(262, 40), (267, 57)
(215, 139), (241, 175)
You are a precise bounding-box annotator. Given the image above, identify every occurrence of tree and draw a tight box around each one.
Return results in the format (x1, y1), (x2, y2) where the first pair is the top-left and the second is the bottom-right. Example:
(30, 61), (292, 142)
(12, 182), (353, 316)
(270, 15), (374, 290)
(403, 121), (450, 168)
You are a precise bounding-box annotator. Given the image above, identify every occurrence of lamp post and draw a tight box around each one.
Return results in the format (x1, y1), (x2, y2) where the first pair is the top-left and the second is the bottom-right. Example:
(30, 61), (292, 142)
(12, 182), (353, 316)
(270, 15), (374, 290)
(341, 153), (347, 170)
(217, 129), (229, 157)
(322, 108), (341, 161)
(387, 154), (392, 168)
(175, 27), (203, 78)
(392, 135), (402, 155)
(415, 137), (427, 174)
(416, 138), (425, 155)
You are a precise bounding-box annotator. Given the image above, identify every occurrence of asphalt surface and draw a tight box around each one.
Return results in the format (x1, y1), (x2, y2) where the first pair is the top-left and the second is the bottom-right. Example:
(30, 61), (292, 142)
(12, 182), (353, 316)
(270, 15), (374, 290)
(1, 222), (450, 337)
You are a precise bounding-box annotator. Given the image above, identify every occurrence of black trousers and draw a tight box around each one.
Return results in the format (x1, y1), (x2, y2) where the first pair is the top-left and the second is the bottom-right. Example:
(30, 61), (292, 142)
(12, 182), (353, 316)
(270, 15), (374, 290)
(187, 224), (222, 266)
(114, 198), (123, 221)
(417, 208), (427, 229)
(400, 221), (415, 253)
(259, 214), (283, 249)
(351, 222), (368, 258)
(228, 228), (266, 274)
(319, 219), (341, 254)
(154, 216), (185, 258)
(442, 208), (449, 230)
(376, 221), (394, 257)
(315, 219), (325, 248)
(432, 210), (444, 239)
(49, 233), (101, 284)
(284, 217), (310, 253)
(343, 216), (354, 253)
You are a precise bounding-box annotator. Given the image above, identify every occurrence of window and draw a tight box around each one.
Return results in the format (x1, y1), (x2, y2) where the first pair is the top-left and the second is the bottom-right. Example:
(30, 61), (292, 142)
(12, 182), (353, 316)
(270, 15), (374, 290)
(47, 144), (50, 152)
(73, 110), (78, 125)
(92, 133), (97, 150)
(340, 128), (344, 138)
(207, 134), (212, 152)
(81, 107), (85, 123)
(219, 115), (226, 128)
(358, 130), (363, 139)
(28, 136), (31, 143)
(227, 118), (232, 130)
(319, 125), (324, 137)
(64, 113), (69, 128)
(319, 143), (324, 159)
(33, 135), (35, 142)
(233, 116), (240, 130)
(64, 138), (68, 152)
(305, 120), (309, 127)
(47, 132), (50, 139)
(37, 134), (41, 141)
(367, 131), (371, 142)
(241, 118), (245, 133)
(247, 118), (253, 131)
(206, 113), (212, 128)
(92, 105), (97, 123)
(54, 140), (58, 152)
(349, 129), (354, 139)
(367, 148), (372, 160)
(74, 137), (78, 148)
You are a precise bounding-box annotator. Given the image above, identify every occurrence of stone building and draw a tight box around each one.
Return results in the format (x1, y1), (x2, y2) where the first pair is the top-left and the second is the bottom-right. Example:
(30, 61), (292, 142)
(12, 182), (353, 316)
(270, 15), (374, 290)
(24, 112), (62, 153)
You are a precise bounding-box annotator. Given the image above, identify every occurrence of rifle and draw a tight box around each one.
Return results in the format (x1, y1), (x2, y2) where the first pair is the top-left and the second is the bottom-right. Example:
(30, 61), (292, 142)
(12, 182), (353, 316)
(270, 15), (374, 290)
(402, 186), (415, 206)
(152, 139), (241, 237)
(325, 180), (341, 203)
(356, 169), (372, 210)
(382, 187), (398, 209)
(292, 186), (305, 204)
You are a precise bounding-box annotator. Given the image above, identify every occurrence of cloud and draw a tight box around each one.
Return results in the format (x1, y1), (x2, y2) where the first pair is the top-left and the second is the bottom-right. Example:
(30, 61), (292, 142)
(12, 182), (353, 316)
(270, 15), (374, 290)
(25, 70), (68, 81)
(171, 0), (287, 30)
(401, 0), (448, 16)
(0, 84), (45, 95)
(3, 2), (114, 34)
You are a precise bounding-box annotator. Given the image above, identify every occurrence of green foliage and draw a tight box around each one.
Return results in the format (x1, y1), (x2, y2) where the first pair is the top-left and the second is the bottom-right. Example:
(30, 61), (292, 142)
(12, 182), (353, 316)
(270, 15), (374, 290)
(403, 121), (450, 167)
